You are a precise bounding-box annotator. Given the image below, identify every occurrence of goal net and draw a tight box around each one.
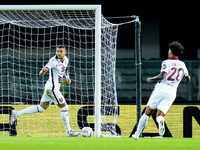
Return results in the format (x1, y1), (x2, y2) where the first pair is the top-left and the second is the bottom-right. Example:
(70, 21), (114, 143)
(0, 5), (120, 137)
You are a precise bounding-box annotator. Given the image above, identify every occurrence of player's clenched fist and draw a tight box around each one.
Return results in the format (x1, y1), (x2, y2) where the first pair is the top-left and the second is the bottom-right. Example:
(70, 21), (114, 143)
(147, 78), (152, 83)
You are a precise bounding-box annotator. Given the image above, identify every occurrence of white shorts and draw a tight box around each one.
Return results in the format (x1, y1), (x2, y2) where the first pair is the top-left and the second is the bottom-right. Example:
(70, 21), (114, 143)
(41, 89), (66, 105)
(147, 91), (176, 115)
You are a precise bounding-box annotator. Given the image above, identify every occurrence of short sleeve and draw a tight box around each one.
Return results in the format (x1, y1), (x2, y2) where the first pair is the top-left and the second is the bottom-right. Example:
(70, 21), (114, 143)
(45, 59), (56, 70)
(160, 61), (168, 74)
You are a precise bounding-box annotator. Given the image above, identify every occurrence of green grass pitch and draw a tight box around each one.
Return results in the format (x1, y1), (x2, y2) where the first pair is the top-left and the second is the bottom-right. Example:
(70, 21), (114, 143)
(0, 137), (200, 150)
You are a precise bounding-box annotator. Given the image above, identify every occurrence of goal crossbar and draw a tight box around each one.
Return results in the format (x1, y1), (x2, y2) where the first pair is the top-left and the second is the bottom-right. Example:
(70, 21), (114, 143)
(0, 5), (100, 11)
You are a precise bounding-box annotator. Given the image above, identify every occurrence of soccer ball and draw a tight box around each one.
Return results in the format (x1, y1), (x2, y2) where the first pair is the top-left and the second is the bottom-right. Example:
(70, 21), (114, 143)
(81, 127), (93, 137)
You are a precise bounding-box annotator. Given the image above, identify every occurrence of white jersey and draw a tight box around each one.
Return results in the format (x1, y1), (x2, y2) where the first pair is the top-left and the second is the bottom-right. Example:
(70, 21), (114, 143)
(45, 55), (69, 90)
(154, 57), (189, 96)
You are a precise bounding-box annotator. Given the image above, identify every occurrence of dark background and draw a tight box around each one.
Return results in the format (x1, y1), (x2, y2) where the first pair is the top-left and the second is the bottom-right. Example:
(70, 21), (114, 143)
(2, 1), (199, 59)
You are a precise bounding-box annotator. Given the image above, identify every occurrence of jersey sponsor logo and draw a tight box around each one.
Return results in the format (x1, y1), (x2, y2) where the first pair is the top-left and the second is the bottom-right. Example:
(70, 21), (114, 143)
(56, 64), (64, 67)
(58, 76), (62, 84)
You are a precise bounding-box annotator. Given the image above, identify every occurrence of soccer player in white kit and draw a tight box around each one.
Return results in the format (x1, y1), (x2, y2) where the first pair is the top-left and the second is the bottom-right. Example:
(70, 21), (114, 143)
(132, 41), (191, 140)
(11, 45), (80, 137)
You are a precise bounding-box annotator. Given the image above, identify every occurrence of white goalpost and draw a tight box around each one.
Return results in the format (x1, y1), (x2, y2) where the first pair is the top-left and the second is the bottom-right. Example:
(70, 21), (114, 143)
(0, 5), (120, 137)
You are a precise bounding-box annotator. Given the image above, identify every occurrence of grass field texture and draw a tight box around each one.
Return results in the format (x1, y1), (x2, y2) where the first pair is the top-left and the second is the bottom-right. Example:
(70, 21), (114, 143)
(0, 137), (200, 150)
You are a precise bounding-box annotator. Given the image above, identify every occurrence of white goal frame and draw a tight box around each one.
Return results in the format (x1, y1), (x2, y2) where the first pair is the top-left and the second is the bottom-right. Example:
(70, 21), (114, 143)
(0, 5), (102, 137)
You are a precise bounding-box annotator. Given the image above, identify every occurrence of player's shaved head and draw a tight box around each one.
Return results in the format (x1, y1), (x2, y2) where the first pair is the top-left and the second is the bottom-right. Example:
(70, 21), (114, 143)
(57, 45), (66, 50)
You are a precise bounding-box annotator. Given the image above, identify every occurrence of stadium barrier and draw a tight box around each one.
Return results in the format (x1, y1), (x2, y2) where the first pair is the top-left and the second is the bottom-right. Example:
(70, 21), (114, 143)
(0, 105), (200, 138)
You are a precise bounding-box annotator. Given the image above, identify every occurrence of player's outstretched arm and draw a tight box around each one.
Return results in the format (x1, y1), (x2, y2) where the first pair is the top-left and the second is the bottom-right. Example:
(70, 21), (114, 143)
(39, 65), (49, 76)
(147, 72), (167, 83)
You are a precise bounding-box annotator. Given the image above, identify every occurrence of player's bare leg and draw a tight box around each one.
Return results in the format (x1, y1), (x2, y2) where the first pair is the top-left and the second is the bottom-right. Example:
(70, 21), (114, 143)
(132, 106), (154, 140)
(156, 109), (165, 136)
(144, 106), (155, 116)
(58, 102), (80, 137)
(10, 102), (48, 125)
(40, 101), (49, 110)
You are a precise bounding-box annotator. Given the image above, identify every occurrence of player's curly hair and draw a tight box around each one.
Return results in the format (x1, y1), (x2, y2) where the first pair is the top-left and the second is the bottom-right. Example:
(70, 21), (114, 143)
(169, 41), (184, 56)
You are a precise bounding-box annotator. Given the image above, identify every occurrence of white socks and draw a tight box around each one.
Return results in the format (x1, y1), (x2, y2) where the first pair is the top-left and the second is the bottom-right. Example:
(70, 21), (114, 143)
(17, 105), (45, 116)
(135, 115), (165, 137)
(156, 116), (165, 124)
(61, 105), (71, 132)
(135, 114), (149, 137)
